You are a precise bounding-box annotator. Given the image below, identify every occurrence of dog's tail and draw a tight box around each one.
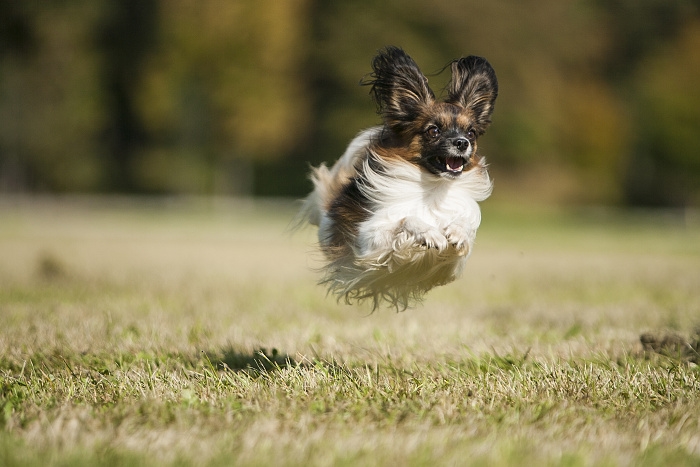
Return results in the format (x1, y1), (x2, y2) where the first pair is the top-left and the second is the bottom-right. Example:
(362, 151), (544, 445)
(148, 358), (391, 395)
(293, 163), (332, 229)
(293, 127), (381, 231)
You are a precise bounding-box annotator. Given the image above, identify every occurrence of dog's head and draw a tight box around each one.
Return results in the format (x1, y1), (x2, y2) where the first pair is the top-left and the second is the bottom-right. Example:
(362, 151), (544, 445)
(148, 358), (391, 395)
(365, 46), (498, 178)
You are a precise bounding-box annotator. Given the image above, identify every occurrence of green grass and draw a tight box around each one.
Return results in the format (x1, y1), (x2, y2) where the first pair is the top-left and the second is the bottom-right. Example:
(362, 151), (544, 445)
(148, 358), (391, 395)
(1, 197), (699, 466)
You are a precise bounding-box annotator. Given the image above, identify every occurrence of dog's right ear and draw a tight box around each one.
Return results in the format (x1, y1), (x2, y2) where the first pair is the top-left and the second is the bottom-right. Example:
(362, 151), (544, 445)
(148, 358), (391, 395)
(363, 46), (435, 133)
(446, 56), (498, 134)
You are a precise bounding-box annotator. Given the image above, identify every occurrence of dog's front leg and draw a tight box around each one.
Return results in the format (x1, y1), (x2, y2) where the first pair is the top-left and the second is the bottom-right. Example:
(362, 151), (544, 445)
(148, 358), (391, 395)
(443, 217), (476, 256)
(393, 217), (448, 252)
(356, 216), (447, 266)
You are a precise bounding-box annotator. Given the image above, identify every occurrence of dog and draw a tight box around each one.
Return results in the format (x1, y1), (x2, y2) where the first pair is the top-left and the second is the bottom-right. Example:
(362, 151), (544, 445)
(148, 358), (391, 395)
(298, 46), (498, 310)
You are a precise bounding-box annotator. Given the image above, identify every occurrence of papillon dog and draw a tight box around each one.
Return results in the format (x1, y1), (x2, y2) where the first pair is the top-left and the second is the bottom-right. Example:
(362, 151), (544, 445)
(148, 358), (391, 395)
(298, 46), (498, 310)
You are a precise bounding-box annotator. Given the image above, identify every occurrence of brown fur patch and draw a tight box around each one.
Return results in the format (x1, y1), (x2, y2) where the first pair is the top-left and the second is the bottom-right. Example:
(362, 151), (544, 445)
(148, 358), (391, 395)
(324, 179), (369, 257)
(455, 112), (473, 131)
(372, 143), (420, 165)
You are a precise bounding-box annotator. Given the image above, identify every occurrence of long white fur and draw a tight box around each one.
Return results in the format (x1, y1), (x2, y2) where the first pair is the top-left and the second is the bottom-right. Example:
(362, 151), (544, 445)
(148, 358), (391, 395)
(302, 126), (493, 310)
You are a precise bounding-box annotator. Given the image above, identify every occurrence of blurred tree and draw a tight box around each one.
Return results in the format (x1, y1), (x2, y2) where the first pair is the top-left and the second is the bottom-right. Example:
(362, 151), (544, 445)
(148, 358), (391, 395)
(595, 0), (700, 205)
(0, 3), (104, 191)
(625, 21), (700, 206)
(95, 0), (158, 192)
(0, 0), (35, 191)
(596, 0), (699, 79)
(135, 0), (312, 194)
(0, 1), (35, 58)
(0, 0), (698, 205)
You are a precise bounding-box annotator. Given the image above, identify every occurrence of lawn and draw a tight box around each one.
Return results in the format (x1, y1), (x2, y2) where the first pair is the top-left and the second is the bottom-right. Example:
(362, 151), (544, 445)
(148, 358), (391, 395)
(1, 197), (699, 466)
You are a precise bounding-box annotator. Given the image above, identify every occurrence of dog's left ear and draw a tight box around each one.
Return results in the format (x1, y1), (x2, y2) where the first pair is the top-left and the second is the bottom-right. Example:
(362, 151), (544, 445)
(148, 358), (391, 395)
(365, 46), (435, 134)
(446, 56), (498, 133)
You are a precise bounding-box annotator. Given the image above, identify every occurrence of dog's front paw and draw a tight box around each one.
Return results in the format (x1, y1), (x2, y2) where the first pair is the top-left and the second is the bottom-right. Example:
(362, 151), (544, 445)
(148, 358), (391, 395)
(394, 217), (448, 252)
(444, 221), (474, 255)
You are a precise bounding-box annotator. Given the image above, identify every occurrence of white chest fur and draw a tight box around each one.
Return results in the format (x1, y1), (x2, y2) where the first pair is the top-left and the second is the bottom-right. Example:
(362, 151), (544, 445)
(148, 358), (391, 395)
(354, 154), (490, 261)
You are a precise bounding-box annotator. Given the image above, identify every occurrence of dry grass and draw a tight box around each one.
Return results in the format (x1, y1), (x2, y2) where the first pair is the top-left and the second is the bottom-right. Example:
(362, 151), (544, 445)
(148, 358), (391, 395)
(1, 197), (699, 466)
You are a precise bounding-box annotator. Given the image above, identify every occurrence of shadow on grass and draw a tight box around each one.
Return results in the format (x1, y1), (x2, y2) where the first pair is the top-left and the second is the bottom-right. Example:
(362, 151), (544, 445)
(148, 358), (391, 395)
(640, 328), (700, 364)
(204, 346), (299, 373)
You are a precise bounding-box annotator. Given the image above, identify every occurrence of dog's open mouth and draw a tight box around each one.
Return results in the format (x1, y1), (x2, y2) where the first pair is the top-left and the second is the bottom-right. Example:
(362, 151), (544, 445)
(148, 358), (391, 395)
(430, 156), (466, 175)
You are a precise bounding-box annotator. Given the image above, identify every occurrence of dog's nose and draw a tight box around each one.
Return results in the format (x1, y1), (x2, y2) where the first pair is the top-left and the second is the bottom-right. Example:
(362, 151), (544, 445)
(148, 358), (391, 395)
(453, 137), (470, 152)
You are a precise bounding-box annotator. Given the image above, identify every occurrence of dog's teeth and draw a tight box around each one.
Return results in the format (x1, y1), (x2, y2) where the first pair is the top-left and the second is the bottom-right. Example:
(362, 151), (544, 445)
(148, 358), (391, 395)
(445, 156), (464, 173)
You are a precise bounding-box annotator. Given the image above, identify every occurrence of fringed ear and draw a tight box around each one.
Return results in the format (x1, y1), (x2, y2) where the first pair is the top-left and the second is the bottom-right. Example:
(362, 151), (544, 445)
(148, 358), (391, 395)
(363, 46), (435, 133)
(446, 56), (498, 134)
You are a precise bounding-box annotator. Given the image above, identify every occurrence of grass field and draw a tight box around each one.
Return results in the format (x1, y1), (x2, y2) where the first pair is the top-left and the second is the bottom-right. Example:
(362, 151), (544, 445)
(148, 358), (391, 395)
(1, 197), (699, 466)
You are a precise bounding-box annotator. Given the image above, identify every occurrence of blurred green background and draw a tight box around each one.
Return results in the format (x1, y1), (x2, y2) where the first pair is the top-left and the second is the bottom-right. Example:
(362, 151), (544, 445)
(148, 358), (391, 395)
(1, 0), (699, 206)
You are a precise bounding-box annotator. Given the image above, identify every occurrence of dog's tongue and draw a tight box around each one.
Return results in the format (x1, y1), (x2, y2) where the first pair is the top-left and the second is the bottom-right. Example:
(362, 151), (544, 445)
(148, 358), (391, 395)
(446, 156), (464, 172)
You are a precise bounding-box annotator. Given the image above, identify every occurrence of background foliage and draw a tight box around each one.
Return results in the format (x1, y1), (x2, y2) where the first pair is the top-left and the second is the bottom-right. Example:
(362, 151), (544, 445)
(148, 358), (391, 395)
(1, 0), (699, 205)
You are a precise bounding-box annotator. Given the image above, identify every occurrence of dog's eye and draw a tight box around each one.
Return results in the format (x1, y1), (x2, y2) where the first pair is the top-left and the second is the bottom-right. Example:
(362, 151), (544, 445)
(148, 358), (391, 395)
(466, 129), (476, 140)
(426, 126), (441, 139)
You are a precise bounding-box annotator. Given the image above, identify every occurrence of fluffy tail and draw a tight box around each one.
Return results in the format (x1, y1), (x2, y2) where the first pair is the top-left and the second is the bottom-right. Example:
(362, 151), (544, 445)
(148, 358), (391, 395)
(293, 127), (381, 230)
(293, 163), (333, 228)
